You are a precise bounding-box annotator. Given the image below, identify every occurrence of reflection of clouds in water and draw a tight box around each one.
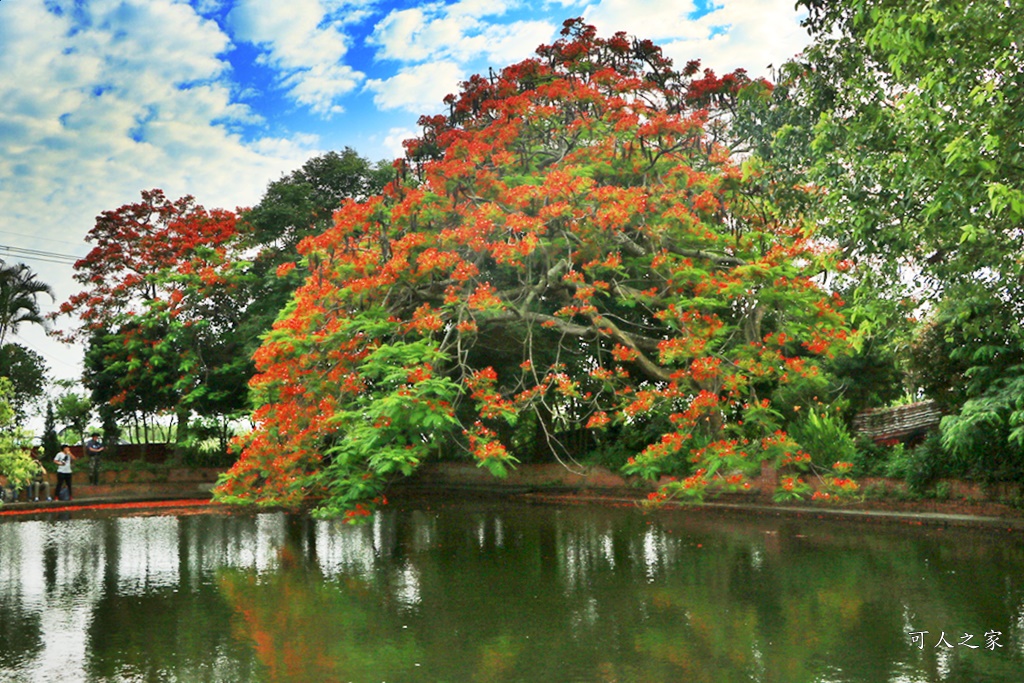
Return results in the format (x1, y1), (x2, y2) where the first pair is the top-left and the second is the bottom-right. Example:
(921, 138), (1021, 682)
(315, 518), (379, 578)
(494, 516), (504, 549)
(0, 519), (108, 682)
(750, 547), (764, 571)
(0, 521), (47, 606)
(252, 513), (287, 571)
(642, 526), (661, 582)
(408, 510), (436, 553)
(559, 519), (628, 591)
(394, 562), (422, 610)
(182, 513), (286, 573)
(45, 519), (106, 600)
(116, 516), (180, 595)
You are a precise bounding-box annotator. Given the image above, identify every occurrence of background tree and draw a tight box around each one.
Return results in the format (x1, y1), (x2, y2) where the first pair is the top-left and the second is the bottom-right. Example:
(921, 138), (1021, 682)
(53, 385), (91, 446)
(0, 343), (48, 423)
(737, 0), (1024, 477)
(216, 20), (856, 518)
(237, 149), (394, 356)
(41, 400), (60, 458)
(0, 377), (36, 499)
(61, 189), (251, 451)
(0, 261), (54, 346)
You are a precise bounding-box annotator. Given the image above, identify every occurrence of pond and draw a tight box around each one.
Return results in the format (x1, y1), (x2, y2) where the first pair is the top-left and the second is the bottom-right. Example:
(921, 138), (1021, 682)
(0, 496), (1022, 682)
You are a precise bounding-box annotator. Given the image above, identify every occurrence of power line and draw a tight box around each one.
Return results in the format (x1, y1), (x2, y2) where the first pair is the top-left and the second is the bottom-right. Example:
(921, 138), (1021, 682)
(0, 244), (84, 266)
(0, 229), (84, 249)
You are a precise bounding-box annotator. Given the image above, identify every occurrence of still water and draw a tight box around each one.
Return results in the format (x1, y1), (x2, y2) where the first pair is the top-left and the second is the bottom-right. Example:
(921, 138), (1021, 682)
(0, 497), (1022, 683)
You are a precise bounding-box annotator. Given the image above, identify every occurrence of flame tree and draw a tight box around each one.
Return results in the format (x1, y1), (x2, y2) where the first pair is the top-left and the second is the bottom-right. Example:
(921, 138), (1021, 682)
(62, 189), (250, 448)
(216, 20), (856, 518)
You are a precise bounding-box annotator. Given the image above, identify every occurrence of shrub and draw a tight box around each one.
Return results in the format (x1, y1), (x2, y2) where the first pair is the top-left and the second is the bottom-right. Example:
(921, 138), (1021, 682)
(789, 408), (859, 469)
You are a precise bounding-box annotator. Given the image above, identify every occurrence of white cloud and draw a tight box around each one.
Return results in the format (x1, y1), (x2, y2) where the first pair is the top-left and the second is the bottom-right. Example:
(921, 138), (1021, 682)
(682, 0), (811, 75)
(582, 0), (809, 76)
(0, 0), (321, 381)
(228, 0), (365, 115)
(581, 0), (705, 42)
(365, 61), (465, 113)
(380, 127), (418, 159)
(368, 3), (555, 66)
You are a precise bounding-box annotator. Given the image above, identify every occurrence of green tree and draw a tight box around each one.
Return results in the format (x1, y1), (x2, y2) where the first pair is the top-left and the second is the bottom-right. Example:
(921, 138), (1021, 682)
(0, 378), (36, 499)
(739, 0), (1024, 474)
(41, 400), (59, 458)
(62, 189), (251, 450)
(0, 261), (54, 346)
(0, 343), (48, 422)
(53, 385), (91, 446)
(237, 149), (394, 356)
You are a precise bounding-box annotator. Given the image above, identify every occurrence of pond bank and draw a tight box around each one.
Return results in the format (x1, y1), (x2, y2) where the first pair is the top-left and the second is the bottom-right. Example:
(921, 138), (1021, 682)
(3, 463), (1023, 531)
(396, 462), (1024, 532)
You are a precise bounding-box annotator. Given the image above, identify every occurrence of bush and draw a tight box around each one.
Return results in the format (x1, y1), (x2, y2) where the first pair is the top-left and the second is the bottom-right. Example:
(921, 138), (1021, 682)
(789, 408), (859, 469)
(849, 435), (891, 478)
(877, 432), (961, 494)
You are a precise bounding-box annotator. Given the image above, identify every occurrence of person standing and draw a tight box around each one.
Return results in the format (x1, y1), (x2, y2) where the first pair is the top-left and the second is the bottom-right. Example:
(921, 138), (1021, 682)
(54, 444), (74, 501)
(84, 432), (105, 486)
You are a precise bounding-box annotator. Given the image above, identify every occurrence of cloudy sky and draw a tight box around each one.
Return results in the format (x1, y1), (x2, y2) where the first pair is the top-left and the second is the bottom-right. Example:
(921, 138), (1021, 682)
(0, 0), (811, 389)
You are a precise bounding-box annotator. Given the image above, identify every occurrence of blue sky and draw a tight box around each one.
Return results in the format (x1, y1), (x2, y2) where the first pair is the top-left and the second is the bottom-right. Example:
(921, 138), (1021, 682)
(0, 0), (810, 386)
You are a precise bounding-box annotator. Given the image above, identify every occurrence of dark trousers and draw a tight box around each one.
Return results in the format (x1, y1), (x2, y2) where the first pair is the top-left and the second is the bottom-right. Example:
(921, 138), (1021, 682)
(56, 472), (72, 500)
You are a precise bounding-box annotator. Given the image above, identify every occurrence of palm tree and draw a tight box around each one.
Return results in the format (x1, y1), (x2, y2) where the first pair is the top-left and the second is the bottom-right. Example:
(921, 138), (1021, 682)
(0, 261), (55, 346)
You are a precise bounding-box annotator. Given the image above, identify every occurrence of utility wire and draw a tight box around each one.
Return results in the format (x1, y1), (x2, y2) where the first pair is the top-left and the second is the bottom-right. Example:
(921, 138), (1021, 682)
(0, 244), (84, 266)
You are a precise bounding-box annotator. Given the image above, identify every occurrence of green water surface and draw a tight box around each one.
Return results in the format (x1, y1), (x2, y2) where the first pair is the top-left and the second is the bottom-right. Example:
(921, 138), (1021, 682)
(0, 497), (1021, 682)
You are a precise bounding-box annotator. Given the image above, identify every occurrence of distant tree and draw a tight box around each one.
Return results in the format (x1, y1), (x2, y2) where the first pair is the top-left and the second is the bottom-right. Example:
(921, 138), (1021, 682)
(237, 149), (395, 355)
(53, 387), (91, 446)
(0, 343), (48, 422)
(0, 378), (35, 496)
(61, 189), (251, 447)
(41, 400), (59, 458)
(0, 261), (54, 346)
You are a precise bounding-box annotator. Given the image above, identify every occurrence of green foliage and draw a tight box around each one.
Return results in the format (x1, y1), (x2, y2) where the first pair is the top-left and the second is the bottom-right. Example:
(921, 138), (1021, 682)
(876, 432), (963, 494)
(0, 261), (54, 346)
(237, 149), (395, 358)
(772, 475), (812, 503)
(789, 407), (858, 469)
(739, 0), (1024, 480)
(0, 378), (37, 497)
(53, 385), (91, 445)
(0, 343), (48, 422)
(171, 416), (238, 468)
(822, 332), (904, 417)
(848, 435), (890, 478)
(41, 400), (59, 458)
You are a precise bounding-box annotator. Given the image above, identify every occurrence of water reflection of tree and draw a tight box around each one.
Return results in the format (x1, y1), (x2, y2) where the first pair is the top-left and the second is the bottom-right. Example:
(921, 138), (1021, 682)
(364, 504), (1024, 682)
(84, 516), (257, 682)
(630, 514), (1024, 682)
(0, 524), (43, 671)
(217, 519), (423, 682)
(2, 503), (1018, 682)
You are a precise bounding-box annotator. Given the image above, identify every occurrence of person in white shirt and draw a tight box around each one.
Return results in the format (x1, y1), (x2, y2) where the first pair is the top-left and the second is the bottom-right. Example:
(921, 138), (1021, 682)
(54, 444), (74, 501)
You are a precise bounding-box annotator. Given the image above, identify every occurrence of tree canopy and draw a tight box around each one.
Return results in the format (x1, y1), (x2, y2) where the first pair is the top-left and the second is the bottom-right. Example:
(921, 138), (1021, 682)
(0, 261), (54, 347)
(215, 20), (856, 518)
(740, 0), (1024, 476)
(62, 189), (251, 444)
(237, 149), (394, 358)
